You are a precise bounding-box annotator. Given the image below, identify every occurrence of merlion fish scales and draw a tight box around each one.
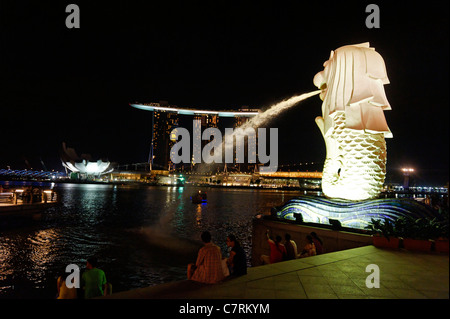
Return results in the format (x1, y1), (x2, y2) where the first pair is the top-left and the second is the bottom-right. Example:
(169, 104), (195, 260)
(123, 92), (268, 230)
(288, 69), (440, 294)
(313, 43), (392, 201)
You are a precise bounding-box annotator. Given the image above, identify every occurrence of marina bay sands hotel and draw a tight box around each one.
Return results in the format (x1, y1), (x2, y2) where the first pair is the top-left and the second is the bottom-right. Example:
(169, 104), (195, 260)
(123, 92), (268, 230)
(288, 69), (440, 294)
(130, 101), (260, 172)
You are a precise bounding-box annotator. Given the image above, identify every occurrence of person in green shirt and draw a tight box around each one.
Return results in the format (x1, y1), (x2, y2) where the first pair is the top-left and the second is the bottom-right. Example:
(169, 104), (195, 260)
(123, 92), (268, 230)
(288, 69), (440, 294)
(81, 257), (107, 299)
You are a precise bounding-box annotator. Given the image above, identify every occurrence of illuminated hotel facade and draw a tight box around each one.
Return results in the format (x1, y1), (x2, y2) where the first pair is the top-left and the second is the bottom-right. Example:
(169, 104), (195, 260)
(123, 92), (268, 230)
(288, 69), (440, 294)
(130, 101), (260, 171)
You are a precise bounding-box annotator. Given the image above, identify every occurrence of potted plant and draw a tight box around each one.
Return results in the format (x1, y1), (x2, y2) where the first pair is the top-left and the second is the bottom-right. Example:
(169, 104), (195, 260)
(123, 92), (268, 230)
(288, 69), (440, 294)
(402, 218), (432, 252)
(366, 218), (400, 249)
(434, 236), (449, 253)
(433, 210), (449, 253)
(397, 217), (438, 252)
(434, 238), (449, 253)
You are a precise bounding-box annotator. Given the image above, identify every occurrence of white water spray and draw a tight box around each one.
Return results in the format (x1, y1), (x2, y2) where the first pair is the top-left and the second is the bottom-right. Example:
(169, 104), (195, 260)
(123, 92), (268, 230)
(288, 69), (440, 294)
(187, 89), (322, 171)
(221, 90), (322, 155)
(239, 90), (321, 130)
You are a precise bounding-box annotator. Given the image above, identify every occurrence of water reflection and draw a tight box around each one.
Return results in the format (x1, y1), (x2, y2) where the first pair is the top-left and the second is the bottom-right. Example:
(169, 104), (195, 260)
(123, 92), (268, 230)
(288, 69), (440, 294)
(0, 238), (13, 286)
(27, 229), (61, 286)
(0, 182), (300, 298)
(195, 204), (203, 226)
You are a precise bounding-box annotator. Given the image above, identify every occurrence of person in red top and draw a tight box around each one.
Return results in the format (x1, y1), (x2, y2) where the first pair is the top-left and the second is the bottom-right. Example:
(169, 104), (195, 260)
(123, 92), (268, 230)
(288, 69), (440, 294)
(260, 230), (287, 264)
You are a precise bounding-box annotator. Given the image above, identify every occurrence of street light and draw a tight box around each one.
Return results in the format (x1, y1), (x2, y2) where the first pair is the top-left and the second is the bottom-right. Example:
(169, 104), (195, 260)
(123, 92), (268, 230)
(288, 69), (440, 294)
(402, 168), (415, 190)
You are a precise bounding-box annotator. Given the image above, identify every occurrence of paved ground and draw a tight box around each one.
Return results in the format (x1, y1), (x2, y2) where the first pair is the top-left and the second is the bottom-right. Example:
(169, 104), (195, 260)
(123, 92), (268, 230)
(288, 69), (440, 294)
(104, 245), (449, 299)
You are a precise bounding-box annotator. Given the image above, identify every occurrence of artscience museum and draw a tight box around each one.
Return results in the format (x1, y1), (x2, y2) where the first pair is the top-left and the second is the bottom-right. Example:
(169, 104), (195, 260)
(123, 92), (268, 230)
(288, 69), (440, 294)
(60, 142), (114, 177)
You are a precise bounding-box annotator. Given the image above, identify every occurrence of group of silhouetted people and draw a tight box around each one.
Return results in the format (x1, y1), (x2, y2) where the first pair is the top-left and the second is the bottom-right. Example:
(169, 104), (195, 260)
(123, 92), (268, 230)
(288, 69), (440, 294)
(186, 230), (324, 285)
(260, 230), (323, 265)
(56, 230), (322, 296)
(187, 231), (247, 284)
(56, 257), (111, 299)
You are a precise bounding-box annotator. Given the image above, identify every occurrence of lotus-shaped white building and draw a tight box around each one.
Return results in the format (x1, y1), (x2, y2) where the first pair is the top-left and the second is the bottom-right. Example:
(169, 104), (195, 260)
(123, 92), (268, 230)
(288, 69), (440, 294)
(60, 142), (113, 176)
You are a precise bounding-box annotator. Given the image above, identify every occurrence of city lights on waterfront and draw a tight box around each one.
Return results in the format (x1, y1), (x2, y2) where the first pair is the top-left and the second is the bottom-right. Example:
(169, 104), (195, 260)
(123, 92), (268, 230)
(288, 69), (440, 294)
(0, 1), (448, 306)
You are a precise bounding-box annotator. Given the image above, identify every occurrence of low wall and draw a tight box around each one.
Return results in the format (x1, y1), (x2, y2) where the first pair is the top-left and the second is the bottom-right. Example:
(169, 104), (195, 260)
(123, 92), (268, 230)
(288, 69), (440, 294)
(251, 217), (373, 266)
(0, 202), (58, 217)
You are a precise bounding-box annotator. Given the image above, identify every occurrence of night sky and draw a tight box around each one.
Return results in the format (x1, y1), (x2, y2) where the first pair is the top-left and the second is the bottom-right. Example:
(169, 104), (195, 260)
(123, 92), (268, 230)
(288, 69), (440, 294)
(0, 1), (448, 186)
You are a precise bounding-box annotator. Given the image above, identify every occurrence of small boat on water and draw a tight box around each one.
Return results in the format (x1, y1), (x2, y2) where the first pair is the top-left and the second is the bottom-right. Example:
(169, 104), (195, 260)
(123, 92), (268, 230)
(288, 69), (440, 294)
(191, 190), (207, 204)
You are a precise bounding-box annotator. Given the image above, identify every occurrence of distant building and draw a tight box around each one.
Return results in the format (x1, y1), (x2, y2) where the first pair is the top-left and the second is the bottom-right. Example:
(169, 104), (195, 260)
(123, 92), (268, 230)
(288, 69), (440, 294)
(60, 142), (114, 177)
(233, 110), (258, 172)
(150, 104), (179, 170)
(192, 113), (220, 166)
(131, 101), (260, 172)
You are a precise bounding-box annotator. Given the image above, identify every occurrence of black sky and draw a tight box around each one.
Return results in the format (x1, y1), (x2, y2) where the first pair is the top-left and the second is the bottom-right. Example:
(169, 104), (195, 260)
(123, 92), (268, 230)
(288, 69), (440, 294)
(0, 0), (448, 186)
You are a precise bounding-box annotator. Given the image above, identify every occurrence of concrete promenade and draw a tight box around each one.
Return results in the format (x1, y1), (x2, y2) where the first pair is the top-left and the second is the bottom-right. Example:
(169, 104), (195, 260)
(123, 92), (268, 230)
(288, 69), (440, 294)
(104, 245), (448, 299)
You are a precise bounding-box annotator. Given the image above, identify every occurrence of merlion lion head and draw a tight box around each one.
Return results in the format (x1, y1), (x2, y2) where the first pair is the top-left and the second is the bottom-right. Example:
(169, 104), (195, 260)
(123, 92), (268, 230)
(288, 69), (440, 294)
(313, 42), (392, 137)
(313, 43), (393, 201)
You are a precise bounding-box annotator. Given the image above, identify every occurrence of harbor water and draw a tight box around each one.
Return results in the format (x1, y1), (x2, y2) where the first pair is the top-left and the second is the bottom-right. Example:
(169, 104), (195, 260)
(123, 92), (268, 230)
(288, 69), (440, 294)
(0, 182), (301, 298)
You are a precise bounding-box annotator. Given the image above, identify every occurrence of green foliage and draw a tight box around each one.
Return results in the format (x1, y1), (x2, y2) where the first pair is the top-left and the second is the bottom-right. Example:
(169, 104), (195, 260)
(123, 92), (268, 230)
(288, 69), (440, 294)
(366, 216), (449, 240)
(438, 206), (449, 239)
(365, 217), (396, 240)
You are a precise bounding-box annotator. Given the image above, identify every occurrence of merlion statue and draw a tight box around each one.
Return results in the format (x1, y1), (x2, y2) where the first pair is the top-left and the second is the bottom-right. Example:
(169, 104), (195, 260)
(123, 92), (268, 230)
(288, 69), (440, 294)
(313, 43), (392, 201)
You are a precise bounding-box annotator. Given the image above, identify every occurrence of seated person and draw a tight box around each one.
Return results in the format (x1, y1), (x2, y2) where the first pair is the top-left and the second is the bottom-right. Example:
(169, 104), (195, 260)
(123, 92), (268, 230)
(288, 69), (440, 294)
(226, 234), (247, 276)
(81, 257), (107, 299)
(188, 231), (225, 284)
(284, 233), (299, 260)
(260, 230), (287, 264)
(300, 235), (316, 258)
(310, 232), (323, 255)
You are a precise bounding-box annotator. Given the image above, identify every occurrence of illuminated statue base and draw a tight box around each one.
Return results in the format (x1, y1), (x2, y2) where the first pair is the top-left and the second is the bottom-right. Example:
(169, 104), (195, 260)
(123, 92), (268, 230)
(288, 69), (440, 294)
(273, 195), (440, 230)
(319, 112), (387, 201)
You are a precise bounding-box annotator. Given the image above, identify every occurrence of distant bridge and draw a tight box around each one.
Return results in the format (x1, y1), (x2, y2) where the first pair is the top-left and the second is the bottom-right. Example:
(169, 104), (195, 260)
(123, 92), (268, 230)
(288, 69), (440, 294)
(259, 171), (322, 179)
(0, 169), (66, 180)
